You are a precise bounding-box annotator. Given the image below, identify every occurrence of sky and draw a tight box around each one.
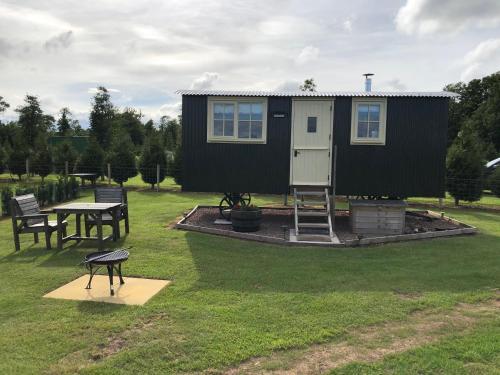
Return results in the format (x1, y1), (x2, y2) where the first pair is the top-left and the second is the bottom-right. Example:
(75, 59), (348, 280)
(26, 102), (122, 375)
(0, 0), (499, 127)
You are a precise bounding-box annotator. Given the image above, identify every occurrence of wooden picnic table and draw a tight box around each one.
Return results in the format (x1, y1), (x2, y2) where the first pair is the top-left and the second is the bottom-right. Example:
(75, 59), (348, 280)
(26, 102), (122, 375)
(52, 202), (122, 250)
(68, 173), (97, 186)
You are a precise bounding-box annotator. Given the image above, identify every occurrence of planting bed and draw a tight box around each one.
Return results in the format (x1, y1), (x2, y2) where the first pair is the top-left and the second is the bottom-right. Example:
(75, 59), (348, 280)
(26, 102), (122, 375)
(176, 206), (477, 246)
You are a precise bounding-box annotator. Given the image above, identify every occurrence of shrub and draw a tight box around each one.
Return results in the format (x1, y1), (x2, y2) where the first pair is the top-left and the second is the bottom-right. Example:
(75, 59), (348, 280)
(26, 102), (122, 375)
(107, 135), (138, 186)
(139, 137), (167, 189)
(170, 145), (182, 185)
(53, 142), (78, 174)
(32, 144), (52, 181)
(446, 130), (484, 205)
(7, 147), (27, 180)
(489, 168), (500, 197)
(79, 138), (104, 175)
(1, 186), (13, 215)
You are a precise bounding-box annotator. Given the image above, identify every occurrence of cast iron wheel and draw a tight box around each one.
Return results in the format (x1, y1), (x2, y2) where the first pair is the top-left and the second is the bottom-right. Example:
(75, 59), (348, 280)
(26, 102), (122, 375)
(218, 192), (252, 219)
(219, 195), (233, 220)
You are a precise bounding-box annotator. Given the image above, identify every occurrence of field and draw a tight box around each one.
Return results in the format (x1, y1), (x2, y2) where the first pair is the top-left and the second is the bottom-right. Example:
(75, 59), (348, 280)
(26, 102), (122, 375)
(0, 189), (499, 374)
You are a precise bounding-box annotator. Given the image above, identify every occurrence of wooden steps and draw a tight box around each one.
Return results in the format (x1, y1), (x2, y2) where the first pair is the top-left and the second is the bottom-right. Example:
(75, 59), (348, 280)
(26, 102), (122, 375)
(293, 187), (334, 242)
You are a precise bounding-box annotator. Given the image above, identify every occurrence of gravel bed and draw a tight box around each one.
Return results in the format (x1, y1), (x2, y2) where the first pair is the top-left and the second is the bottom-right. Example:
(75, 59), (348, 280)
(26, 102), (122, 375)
(183, 207), (466, 243)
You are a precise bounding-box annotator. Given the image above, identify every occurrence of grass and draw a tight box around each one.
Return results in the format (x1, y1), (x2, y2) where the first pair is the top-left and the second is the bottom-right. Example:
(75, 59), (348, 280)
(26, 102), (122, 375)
(0, 189), (499, 373)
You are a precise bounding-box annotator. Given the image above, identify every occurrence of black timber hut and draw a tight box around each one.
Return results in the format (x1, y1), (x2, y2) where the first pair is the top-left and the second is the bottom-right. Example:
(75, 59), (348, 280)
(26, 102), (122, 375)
(178, 89), (456, 198)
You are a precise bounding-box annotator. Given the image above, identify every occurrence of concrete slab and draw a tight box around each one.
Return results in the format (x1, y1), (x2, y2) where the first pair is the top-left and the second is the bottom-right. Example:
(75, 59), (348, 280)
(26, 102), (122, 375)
(44, 275), (171, 305)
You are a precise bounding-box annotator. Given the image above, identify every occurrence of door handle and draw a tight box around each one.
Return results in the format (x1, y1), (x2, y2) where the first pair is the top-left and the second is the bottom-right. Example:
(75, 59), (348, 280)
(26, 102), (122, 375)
(294, 150), (300, 157)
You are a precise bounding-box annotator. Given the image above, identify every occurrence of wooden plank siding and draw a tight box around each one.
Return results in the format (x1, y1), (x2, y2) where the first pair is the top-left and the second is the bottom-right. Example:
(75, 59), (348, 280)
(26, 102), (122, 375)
(334, 97), (448, 197)
(182, 95), (292, 194)
(181, 95), (448, 197)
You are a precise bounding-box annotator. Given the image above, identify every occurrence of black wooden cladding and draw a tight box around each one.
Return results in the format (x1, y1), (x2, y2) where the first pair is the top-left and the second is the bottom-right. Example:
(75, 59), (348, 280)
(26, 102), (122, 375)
(334, 97), (448, 197)
(181, 95), (448, 197)
(182, 96), (291, 194)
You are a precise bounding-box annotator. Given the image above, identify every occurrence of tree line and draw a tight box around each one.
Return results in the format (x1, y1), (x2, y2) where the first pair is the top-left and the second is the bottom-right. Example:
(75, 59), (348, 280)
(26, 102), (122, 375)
(445, 72), (500, 204)
(0, 87), (182, 188)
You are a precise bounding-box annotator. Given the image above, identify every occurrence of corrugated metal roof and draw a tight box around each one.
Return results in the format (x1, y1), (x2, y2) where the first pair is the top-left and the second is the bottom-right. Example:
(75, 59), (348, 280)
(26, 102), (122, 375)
(176, 89), (459, 98)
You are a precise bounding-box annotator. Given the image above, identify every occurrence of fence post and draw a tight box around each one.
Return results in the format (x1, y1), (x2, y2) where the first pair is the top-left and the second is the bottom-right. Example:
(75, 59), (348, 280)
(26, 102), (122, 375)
(107, 163), (111, 185)
(156, 164), (160, 192)
(25, 158), (30, 181)
(64, 161), (69, 182)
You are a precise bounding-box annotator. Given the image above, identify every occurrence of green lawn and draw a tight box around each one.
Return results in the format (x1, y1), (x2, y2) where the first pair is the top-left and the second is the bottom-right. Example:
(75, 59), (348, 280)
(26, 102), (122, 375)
(0, 190), (499, 374)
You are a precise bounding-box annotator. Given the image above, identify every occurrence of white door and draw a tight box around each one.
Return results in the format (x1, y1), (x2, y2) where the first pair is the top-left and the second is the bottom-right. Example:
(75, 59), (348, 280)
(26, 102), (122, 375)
(291, 100), (333, 186)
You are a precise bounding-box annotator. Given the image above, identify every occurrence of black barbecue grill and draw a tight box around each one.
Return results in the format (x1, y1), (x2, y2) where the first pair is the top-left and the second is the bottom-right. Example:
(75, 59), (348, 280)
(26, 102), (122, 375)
(84, 249), (129, 296)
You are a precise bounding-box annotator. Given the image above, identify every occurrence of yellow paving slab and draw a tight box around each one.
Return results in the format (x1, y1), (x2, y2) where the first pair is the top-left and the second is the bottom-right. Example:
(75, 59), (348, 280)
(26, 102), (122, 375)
(44, 275), (171, 305)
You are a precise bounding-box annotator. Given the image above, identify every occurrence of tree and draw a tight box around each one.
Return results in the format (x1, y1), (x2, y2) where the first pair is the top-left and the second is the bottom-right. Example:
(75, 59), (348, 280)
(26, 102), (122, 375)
(56, 107), (79, 135)
(446, 130), (484, 205)
(489, 167), (500, 197)
(32, 140), (52, 182)
(89, 87), (115, 148)
(0, 144), (5, 174)
(0, 96), (9, 117)
(144, 119), (156, 137)
(52, 142), (78, 174)
(78, 138), (105, 175)
(115, 108), (144, 146)
(159, 116), (181, 151)
(15, 95), (48, 150)
(7, 139), (27, 180)
(299, 78), (317, 92)
(139, 137), (167, 189)
(107, 135), (138, 186)
(169, 144), (182, 185)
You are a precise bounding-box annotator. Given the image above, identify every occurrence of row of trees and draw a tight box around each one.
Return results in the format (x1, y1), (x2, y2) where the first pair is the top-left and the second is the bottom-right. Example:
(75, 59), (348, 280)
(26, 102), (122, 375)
(0, 87), (182, 188)
(445, 72), (500, 204)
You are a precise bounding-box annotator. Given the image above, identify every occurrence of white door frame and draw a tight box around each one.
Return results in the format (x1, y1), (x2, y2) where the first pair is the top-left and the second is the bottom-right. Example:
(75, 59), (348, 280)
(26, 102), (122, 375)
(289, 98), (335, 186)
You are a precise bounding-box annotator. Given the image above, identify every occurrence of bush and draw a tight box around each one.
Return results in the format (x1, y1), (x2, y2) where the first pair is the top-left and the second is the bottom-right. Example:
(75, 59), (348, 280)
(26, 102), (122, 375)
(53, 142), (78, 174)
(170, 145), (182, 185)
(79, 138), (104, 175)
(489, 168), (500, 197)
(7, 147), (27, 180)
(139, 137), (167, 189)
(446, 130), (484, 205)
(1, 186), (13, 215)
(107, 135), (138, 186)
(32, 144), (52, 181)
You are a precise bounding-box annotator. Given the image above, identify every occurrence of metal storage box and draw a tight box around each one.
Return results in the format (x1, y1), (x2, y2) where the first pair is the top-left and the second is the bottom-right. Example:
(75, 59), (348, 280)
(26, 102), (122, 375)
(349, 200), (407, 235)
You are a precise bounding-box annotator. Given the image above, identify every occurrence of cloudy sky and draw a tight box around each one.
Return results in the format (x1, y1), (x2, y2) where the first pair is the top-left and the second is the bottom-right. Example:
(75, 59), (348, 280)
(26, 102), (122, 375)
(0, 0), (499, 127)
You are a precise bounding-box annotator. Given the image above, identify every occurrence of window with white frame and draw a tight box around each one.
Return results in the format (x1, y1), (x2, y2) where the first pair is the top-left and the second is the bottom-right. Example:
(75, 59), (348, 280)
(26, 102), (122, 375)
(350, 98), (387, 145)
(207, 97), (267, 143)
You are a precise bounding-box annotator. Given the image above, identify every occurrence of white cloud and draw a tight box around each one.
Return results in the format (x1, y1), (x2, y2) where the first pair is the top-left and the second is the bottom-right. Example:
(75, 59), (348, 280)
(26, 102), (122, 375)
(343, 19), (353, 32)
(190, 72), (219, 90)
(396, 0), (500, 35)
(461, 38), (500, 81)
(0, 3), (73, 31)
(295, 46), (320, 65)
(274, 80), (301, 92)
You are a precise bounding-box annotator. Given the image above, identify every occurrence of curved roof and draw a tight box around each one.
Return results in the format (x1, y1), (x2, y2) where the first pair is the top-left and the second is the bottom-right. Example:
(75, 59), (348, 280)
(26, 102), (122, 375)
(176, 89), (459, 98)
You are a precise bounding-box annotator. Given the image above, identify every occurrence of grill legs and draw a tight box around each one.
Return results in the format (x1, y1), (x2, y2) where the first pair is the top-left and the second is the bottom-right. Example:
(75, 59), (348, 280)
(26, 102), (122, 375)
(86, 262), (125, 296)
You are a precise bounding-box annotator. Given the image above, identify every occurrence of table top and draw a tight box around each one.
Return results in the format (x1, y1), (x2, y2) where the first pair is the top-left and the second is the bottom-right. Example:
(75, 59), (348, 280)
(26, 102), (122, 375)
(69, 173), (97, 177)
(53, 202), (121, 213)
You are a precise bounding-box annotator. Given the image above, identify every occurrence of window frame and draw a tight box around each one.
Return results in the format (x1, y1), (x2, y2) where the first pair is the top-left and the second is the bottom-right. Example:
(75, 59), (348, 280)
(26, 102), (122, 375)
(350, 98), (387, 145)
(207, 96), (268, 143)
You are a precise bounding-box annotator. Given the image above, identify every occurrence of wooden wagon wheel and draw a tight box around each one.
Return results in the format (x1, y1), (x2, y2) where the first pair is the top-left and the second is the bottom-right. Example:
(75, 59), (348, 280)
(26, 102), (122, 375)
(219, 195), (233, 220)
(240, 193), (251, 206)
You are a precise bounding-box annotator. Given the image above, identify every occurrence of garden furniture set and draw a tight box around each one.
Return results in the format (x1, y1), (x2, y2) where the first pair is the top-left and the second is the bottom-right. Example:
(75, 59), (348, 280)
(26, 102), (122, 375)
(10, 187), (129, 252)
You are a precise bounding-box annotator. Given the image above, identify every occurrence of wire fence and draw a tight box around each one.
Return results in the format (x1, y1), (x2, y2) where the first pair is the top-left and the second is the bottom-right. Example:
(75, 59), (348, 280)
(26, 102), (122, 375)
(1, 159), (176, 190)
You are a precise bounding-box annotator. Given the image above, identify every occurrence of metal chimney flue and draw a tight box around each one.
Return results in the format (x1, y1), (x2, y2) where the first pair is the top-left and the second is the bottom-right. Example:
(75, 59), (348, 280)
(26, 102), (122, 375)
(363, 73), (374, 92)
